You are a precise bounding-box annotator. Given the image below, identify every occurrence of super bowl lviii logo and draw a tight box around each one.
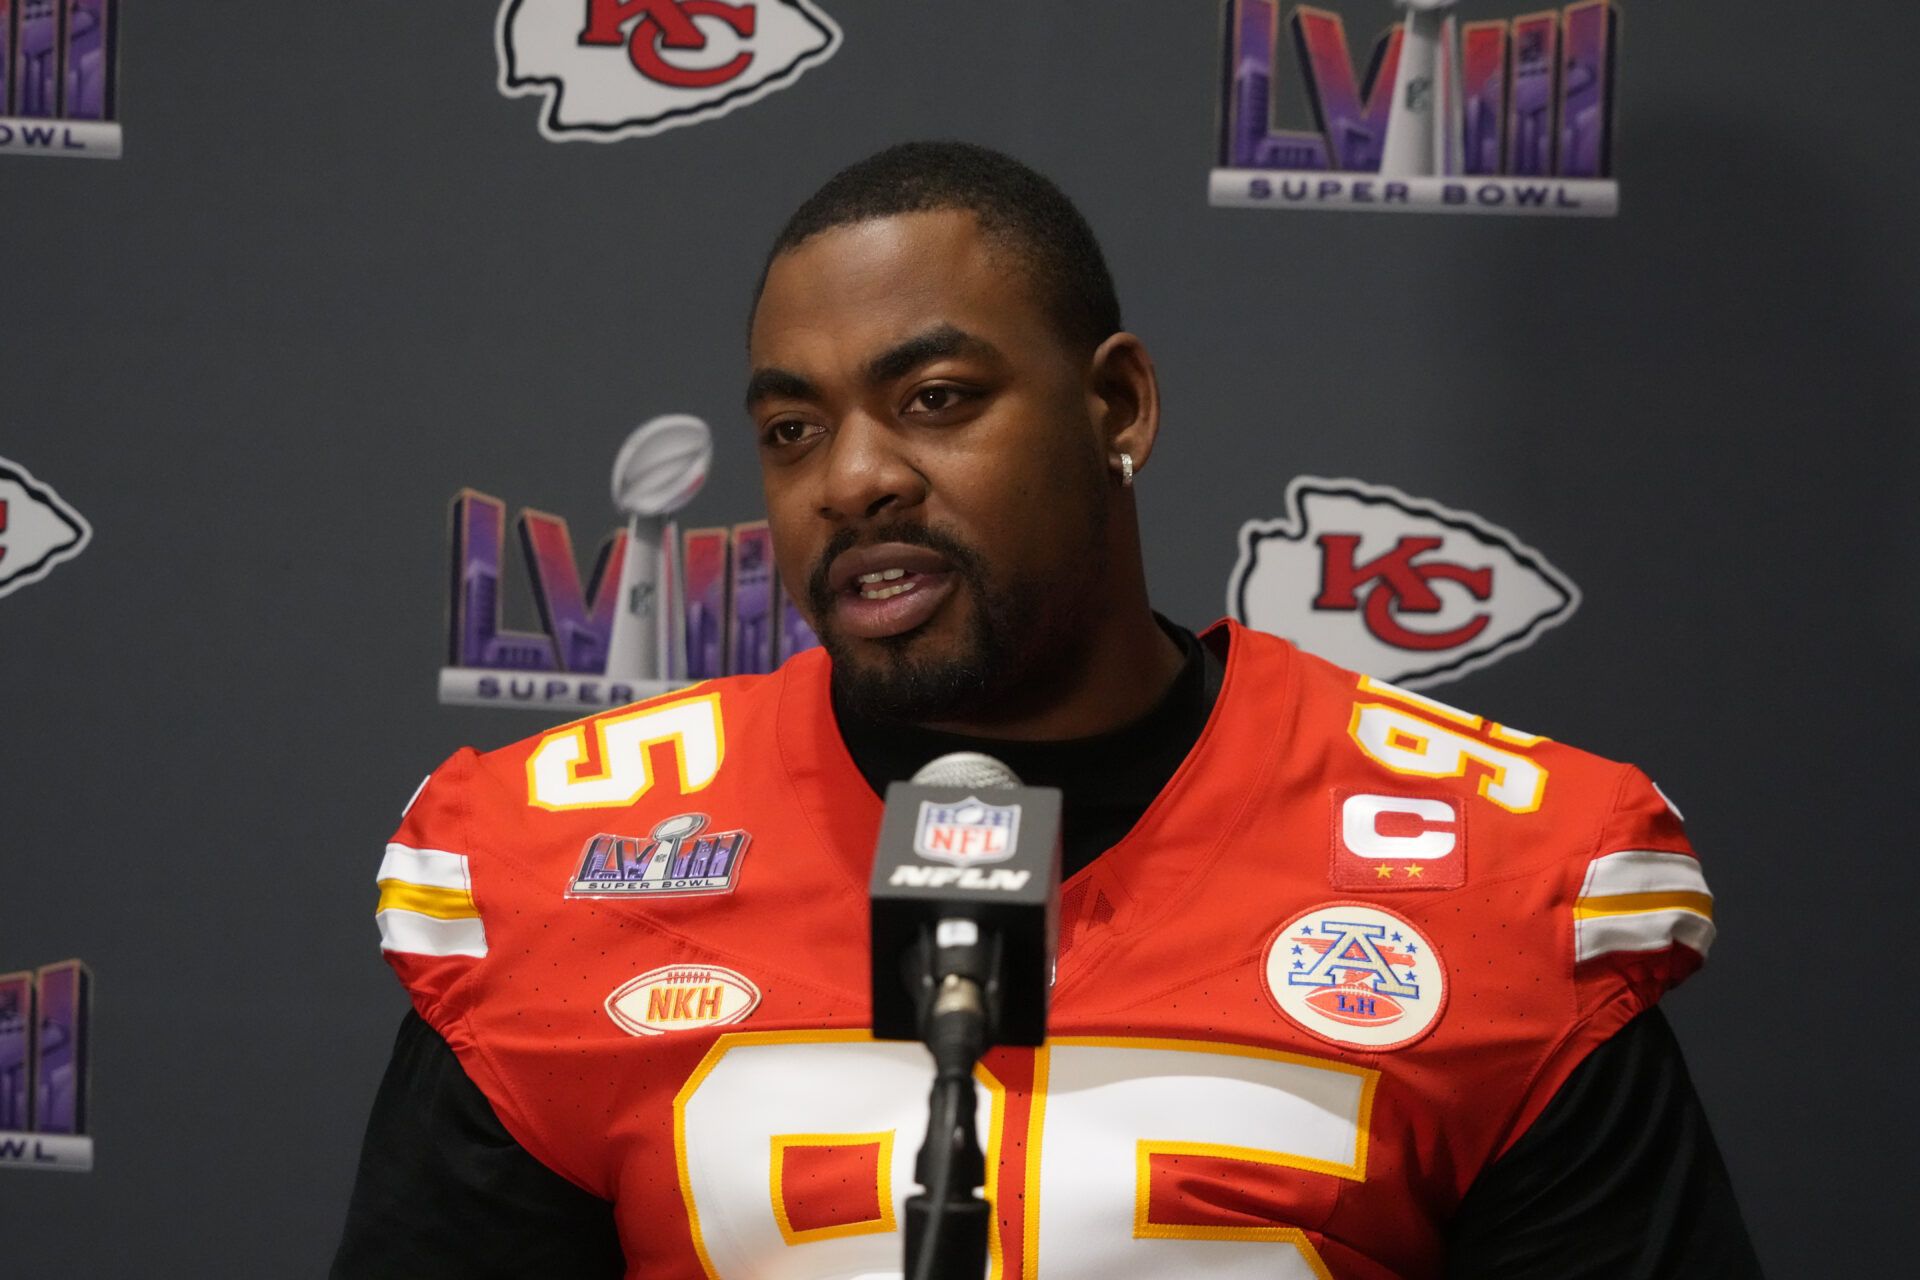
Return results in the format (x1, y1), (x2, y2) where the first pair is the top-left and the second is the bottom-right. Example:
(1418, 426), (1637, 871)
(0, 960), (92, 1172)
(441, 415), (819, 710)
(498, 0), (841, 141)
(1211, 0), (1618, 215)
(1229, 477), (1580, 688)
(0, 0), (120, 159)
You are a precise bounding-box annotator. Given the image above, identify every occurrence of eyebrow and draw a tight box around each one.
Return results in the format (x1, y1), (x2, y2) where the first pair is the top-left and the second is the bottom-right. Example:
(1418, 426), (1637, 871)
(744, 323), (1001, 412)
(743, 367), (818, 411)
(863, 324), (999, 386)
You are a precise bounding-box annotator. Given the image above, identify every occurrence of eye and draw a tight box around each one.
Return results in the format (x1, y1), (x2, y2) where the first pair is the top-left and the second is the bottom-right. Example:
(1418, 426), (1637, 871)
(761, 419), (823, 449)
(904, 385), (973, 416)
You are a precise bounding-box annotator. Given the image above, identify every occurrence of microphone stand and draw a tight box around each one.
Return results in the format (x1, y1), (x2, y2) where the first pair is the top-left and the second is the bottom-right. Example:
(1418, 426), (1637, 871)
(904, 934), (994, 1280)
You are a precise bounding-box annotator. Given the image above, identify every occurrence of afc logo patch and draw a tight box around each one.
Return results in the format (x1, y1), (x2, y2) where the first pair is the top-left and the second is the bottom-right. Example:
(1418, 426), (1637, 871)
(498, 0), (842, 142)
(1264, 903), (1447, 1051)
(1330, 790), (1465, 890)
(1228, 476), (1580, 688)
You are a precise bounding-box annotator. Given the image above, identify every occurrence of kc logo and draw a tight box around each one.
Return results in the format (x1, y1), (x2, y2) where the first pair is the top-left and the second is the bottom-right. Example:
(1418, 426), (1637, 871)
(1315, 534), (1492, 651)
(499, 0), (841, 141)
(0, 457), (92, 602)
(579, 0), (757, 88)
(1230, 477), (1580, 688)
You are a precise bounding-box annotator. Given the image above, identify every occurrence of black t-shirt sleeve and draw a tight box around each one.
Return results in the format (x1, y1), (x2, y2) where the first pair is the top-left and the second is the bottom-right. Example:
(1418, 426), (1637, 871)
(1444, 1007), (1764, 1279)
(330, 1010), (625, 1280)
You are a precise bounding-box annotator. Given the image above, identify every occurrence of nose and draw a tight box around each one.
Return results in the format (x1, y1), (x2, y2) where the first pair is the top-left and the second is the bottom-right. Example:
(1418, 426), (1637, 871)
(816, 413), (927, 524)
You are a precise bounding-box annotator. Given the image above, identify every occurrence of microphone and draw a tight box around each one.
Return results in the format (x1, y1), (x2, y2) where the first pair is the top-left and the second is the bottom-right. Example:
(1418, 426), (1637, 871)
(868, 752), (1062, 1280)
(869, 752), (1062, 1050)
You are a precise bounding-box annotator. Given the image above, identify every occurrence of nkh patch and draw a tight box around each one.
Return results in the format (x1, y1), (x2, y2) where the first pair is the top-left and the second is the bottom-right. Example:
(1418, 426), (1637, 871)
(1264, 903), (1446, 1051)
(914, 797), (1020, 866)
(567, 813), (750, 897)
(605, 965), (760, 1035)
(1330, 790), (1465, 890)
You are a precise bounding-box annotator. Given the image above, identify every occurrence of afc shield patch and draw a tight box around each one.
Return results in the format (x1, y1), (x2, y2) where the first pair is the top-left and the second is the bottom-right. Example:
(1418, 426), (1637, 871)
(1264, 902), (1447, 1051)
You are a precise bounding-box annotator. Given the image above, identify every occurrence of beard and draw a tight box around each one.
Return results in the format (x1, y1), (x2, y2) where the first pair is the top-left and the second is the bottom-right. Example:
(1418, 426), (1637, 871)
(808, 520), (1066, 725)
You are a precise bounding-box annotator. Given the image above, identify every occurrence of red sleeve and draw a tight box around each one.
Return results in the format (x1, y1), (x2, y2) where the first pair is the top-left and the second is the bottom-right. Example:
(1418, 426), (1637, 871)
(375, 749), (494, 1020)
(1496, 764), (1715, 1153)
(371, 747), (611, 1194)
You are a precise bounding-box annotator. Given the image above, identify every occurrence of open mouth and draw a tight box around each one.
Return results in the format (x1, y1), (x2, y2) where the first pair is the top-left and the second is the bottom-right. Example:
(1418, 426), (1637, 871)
(854, 567), (918, 601)
(827, 543), (961, 640)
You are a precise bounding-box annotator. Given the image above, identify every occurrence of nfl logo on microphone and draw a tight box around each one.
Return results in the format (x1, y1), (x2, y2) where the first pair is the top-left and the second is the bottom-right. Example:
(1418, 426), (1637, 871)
(914, 798), (1022, 867)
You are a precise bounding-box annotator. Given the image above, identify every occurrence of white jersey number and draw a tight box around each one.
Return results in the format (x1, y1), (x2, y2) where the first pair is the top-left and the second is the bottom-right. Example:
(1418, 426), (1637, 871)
(526, 692), (724, 811)
(674, 1032), (1375, 1279)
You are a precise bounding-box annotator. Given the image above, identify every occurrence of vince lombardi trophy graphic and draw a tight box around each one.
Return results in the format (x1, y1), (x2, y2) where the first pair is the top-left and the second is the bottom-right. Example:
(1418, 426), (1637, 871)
(1380, 0), (1467, 178)
(604, 415), (714, 685)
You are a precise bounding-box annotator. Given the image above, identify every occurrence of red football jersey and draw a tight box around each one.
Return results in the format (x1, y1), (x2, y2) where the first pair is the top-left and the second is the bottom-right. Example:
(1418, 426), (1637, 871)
(375, 621), (1713, 1279)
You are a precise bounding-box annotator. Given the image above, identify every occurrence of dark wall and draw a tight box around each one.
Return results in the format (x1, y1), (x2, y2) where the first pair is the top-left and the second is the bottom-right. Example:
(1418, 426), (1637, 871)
(2, 2), (1912, 1272)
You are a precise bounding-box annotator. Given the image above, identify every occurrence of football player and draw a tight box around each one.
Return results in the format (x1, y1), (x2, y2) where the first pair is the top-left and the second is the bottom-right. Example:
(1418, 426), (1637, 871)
(334, 142), (1762, 1278)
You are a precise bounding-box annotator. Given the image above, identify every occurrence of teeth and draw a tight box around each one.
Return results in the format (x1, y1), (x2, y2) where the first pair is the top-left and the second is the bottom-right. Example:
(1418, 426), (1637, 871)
(856, 568), (908, 584)
(859, 581), (917, 601)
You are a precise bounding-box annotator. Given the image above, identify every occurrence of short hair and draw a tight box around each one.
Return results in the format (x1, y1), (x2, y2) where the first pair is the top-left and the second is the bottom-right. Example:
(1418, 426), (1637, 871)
(756, 141), (1122, 352)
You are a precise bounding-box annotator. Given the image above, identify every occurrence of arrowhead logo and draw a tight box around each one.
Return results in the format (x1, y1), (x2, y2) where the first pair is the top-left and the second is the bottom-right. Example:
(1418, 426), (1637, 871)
(497, 0), (842, 142)
(0, 457), (91, 601)
(1228, 477), (1579, 688)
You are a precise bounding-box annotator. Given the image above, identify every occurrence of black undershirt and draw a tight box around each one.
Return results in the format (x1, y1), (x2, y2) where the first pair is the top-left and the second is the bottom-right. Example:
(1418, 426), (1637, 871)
(831, 619), (1221, 883)
(333, 625), (1762, 1278)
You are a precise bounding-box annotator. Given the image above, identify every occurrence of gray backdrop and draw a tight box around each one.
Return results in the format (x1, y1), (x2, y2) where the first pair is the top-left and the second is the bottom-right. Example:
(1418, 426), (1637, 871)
(2, 1), (1914, 1273)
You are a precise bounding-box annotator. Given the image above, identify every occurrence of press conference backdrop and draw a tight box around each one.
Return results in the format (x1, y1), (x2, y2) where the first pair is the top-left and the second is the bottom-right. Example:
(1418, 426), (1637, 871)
(2, 2), (1913, 1273)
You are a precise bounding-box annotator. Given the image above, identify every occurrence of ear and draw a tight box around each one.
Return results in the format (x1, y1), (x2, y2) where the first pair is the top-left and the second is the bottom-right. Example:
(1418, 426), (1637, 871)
(1085, 332), (1161, 475)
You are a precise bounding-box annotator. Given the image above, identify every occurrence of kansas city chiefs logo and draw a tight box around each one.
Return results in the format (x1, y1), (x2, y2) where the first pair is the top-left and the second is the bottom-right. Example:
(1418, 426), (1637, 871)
(498, 0), (841, 142)
(1229, 477), (1580, 688)
(0, 457), (91, 601)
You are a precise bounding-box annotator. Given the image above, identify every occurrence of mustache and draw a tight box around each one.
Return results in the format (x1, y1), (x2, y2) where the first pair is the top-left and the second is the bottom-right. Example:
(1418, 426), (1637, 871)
(806, 521), (988, 618)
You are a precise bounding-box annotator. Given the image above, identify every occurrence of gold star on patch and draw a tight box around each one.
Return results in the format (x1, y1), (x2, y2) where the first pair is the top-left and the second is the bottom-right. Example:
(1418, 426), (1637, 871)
(1375, 864), (1396, 879)
(1404, 864), (1425, 878)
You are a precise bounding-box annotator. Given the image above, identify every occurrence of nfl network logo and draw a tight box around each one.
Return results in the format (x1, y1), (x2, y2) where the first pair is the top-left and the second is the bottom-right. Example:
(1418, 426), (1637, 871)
(497, 0), (842, 142)
(914, 798), (1022, 867)
(1210, 0), (1619, 216)
(0, 960), (92, 1173)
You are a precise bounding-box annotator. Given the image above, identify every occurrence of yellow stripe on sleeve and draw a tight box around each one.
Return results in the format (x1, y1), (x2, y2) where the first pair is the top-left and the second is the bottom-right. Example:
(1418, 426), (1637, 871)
(376, 879), (479, 921)
(1573, 891), (1715, 921)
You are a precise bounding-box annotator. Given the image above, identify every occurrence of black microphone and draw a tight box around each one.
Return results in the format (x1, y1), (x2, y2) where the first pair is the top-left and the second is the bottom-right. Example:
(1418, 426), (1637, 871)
(868, 752), (1062, 1280)
(869, 751), (1062, 1050)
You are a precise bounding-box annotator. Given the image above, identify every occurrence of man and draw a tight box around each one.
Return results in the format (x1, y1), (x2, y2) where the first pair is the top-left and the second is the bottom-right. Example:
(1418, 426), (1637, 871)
(335, 142), (1761, 1277)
